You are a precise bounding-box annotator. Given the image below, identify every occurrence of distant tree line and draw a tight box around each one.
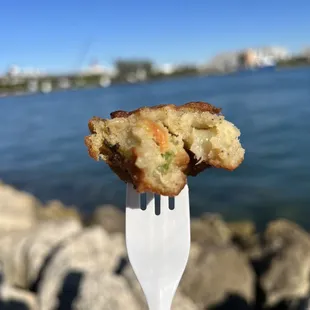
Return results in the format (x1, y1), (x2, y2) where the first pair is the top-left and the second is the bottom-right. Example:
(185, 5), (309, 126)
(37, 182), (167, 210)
(277, 56), (310, 67)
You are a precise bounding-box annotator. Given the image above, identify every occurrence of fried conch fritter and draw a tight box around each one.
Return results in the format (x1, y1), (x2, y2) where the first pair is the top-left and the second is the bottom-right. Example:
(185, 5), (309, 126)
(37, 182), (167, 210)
(85, 101), (245, 196)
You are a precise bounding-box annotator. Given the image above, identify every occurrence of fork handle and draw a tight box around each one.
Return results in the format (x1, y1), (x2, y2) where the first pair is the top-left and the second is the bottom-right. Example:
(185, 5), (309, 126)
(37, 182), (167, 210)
(147, 296), (172, 310)
(148, 303), (171, 310)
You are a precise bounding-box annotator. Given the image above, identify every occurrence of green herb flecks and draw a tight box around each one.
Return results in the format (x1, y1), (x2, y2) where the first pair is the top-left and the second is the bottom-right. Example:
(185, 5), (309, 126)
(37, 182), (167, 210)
(158, 151), (174, 173)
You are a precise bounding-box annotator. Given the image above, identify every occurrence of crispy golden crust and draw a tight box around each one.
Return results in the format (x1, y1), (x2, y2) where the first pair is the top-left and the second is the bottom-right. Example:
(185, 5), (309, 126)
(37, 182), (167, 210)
(110, 101), (222, 119)
(84, 136), (99, 161)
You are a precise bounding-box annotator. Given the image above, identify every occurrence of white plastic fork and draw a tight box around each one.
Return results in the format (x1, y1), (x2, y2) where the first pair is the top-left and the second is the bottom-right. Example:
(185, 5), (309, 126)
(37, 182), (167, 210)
(125, 183), (191, 310)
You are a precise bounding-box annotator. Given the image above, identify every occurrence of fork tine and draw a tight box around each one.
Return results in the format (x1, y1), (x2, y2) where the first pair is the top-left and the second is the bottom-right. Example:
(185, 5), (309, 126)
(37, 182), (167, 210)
(126, 183), (140, 209)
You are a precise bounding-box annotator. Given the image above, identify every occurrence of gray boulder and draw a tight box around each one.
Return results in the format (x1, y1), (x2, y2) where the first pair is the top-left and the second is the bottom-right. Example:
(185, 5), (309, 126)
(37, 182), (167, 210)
(0, 220), (81, 289)
(38, 227), (125, 310)
(25, 220), (82, 288)
(73, 269), (141, 310)
(90, 205), (125, 235)
(260, 219), (310, 308)
(36, 200), (81, 223)
(180, 243), (255, 309)
(191, 213), (232, 246)
(0, 183), (38, 232)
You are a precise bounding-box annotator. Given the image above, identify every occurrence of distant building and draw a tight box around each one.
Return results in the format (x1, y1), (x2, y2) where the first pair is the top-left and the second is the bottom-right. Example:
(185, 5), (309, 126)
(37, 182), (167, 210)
(207, 46), (291, 72)
(154, 63), (176, 75)
(7, 65), (19, 77)
(6, 65), (43, 79)
(240, 49), (257, 67)
(238, 46), (291, 68)
(206, 51), (240, 71)
(87, 62), (105, 74)
(22, 68), (43, 77)
(81, 60), (116, 78)
(253, 46), (290, 60)
(125, 68), (147, 83)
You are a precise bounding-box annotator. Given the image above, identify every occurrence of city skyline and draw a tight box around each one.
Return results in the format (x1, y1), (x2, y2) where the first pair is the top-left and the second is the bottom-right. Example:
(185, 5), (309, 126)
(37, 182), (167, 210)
(1, 0), (310, 73)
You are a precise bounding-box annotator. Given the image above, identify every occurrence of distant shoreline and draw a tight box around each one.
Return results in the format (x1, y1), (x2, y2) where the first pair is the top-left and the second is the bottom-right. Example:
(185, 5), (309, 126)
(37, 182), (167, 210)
(0, 64), (309, 99)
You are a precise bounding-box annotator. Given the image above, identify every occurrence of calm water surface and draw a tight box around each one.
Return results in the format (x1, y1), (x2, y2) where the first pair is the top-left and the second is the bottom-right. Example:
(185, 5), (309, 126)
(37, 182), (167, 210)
(1, 67), (310, 230)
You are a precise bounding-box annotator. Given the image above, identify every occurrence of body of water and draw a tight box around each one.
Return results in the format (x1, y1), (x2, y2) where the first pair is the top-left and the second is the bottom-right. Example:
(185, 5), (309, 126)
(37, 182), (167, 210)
(1, 67), (310, 230)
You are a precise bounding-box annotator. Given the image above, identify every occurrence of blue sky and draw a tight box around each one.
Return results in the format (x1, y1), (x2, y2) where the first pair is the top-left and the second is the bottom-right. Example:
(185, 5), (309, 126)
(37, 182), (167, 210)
(1, 0), (309, 73)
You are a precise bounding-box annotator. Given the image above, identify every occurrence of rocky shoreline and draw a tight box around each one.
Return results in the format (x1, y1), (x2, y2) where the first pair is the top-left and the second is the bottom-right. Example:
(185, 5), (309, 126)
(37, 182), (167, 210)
(0, 181), (309, 310)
